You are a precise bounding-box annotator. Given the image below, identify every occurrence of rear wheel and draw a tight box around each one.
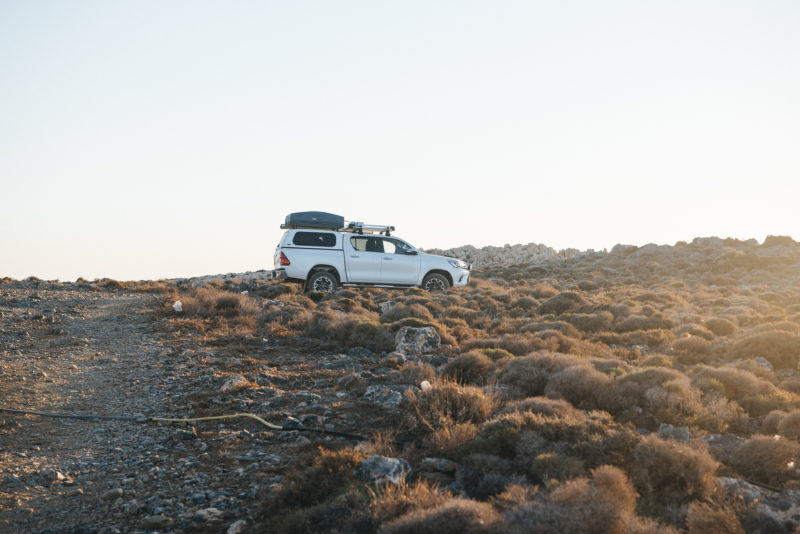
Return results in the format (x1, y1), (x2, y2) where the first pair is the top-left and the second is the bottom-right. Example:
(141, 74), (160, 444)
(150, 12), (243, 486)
(307, 270), (338, 293)
(422, 273), (450, 292)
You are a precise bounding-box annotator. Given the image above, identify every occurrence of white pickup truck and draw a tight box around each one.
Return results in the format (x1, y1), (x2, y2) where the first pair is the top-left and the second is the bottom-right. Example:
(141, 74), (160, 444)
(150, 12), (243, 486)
(272, 212), (471, 292)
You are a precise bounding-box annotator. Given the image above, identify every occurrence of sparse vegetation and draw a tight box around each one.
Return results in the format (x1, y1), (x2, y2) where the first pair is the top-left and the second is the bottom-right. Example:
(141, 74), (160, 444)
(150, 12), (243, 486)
(155, 236), (800, 532)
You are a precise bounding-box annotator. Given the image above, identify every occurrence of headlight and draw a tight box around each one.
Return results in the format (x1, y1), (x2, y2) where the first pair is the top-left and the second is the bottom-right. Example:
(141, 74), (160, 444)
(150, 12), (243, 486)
(448, 259), (467, 269)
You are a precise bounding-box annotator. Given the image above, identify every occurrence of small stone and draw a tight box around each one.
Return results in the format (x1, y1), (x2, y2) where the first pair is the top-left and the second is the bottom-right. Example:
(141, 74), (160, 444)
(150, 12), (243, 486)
(227, 519), (248, 534)
(141, 515), (173, 530)
(101, 488), (124, 501)
(67, 487), (83, 497)
(194, 507), (225, 522)
(221, 375), (249, 392)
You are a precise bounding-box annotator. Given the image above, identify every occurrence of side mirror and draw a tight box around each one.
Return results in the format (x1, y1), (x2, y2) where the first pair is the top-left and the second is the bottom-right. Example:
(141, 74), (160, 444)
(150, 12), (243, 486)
(406, 249), (418, 256)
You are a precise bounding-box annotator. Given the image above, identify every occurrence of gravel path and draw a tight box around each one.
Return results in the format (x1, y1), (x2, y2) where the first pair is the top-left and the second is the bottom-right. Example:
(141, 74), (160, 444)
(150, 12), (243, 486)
(1, 281), (403, 533)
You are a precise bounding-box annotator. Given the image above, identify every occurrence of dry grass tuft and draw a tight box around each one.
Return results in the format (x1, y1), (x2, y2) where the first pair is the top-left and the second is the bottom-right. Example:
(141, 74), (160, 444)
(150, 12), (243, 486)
(631, 435), (719, 505)
(729, 435), (800, 487)
(380, 497), (500, 534)
(443, 351), (492, 385)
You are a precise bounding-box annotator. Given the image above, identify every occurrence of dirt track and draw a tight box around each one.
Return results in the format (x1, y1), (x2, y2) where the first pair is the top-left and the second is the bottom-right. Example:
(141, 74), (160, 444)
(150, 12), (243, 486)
(0, 281), (382, 533)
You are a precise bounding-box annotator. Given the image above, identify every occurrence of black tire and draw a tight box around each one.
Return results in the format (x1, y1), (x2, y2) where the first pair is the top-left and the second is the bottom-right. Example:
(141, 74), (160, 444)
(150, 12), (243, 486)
(422, 273), (450, 292)
(307, 270), (338, 293)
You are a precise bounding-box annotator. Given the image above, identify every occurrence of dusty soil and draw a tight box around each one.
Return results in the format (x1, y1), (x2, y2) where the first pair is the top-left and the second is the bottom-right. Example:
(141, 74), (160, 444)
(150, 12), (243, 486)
(0, 281), (394, 533)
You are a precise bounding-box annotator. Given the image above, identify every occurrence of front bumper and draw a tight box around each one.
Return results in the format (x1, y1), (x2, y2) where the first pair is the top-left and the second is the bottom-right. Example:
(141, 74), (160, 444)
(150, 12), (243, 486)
(453, 268), (471, 286)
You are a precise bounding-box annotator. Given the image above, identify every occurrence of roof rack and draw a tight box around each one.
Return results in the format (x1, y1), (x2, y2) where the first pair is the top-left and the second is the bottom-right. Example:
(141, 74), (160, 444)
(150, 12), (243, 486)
(344, 221), (395, 236)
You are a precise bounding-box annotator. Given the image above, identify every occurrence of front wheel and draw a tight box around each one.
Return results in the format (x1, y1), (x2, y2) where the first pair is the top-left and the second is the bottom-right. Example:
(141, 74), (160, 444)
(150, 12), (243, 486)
(422, 273), (450, 292)
(307, 270), (338, 293)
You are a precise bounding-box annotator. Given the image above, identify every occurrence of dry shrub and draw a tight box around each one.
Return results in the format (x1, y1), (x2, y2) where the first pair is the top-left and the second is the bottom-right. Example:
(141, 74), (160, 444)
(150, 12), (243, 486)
(443, 351), (492, 385)
(465, 408), (640, 483)
(727, 330), (800, 369)
(401, 379), (501, 451)
(547, 466), (637, 534)
(613, 368), (704, 428)
(565, 311), (614, 333)
(777, 409), (800, 439)
(479, 348), (515, 362)
(624, 517), (680, 534)
(456, 453), (527, 499)
(685, 502), (744, 534)
(380, 303), (434, 324)
(631, 435), (719, 505)
(255, 447), (367, 531)
(500, 397), (582, 419)
(704, 317), (738, 336)
(729, 435), (800, 486)
(671, 336), (712, 363)
(614, 314), (676, 333)
(306, 311), (395, 352)
(544, 365), (613, 412)
(595, 329), (675, 348)
(496, 352), (578, 399)
(530, 284), (559, 299)
(380, 498), (499, 534)
(181, 287), (261, 319)
(523, 321), (580, 337)
(368, 480), (451, 528)
(502, 466), (640, 534)
(537, 291), (587, 315)
(763, 409), (788, 434)
(691, 365), (798, 416)
(462, 333), (547, 356)
(390, 362), (436, 385)
(640, 353), (673, 368)
(513, 296), (539, 310)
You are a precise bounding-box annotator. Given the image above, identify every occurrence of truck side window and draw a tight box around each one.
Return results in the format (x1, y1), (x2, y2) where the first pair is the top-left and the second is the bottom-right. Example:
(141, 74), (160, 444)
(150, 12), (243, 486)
(293, 232), (336, 247)
(385, 238), (412, 254)
(381, 239), (396, 254)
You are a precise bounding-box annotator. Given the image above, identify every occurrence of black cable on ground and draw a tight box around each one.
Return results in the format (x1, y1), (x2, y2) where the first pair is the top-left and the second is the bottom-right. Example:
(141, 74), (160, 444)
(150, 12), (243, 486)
(0, 407), (369, 441)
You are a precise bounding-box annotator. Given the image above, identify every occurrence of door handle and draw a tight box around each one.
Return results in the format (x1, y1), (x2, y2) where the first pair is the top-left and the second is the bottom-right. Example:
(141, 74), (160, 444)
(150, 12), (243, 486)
(351, 255), (360, 258)
(383, 257), (392, 260)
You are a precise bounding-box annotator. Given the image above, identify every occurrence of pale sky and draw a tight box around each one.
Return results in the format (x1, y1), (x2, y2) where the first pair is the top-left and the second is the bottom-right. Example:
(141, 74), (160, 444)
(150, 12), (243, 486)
(1, 1), (798, 281)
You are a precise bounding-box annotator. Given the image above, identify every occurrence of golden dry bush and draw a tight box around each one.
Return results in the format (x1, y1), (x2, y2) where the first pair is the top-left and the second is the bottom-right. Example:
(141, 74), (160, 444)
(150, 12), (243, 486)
(690, 365), (798, 416)
(614, 314), (676, 333)
(499, 396), (582, 419)
(685, 502), (744, 534)
(631, 435), (719, 505)
(501, 466), (643, 534)
(442, 351), (492, 385)
(727, 330), (800, 369)
(704, 317), (738, 336)
(543, 364), (613, 412)
(380, 498), (500, 534)
(537, 291), (587, 315)
(401, 379), (501, 441)
(763, 409), (788, 434)
(729, 435), (800, 486)
(495, 352), (577, 399)
(380, 302), (434, 324)
(368, 480), (452, 528)
(565, 311), (614, 333)
(777, 409), (800, 439)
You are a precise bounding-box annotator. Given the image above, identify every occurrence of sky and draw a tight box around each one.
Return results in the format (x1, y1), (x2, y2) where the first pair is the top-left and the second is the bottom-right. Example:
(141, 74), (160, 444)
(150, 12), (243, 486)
(1, 1), (798, 281)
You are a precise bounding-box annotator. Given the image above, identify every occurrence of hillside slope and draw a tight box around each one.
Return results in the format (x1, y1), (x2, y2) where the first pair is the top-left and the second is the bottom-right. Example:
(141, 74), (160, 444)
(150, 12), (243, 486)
(2, 235), (800, 533)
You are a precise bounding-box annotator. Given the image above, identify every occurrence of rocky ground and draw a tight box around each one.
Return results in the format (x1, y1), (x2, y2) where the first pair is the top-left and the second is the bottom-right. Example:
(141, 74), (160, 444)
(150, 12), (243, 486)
(0, 280), (407, 533)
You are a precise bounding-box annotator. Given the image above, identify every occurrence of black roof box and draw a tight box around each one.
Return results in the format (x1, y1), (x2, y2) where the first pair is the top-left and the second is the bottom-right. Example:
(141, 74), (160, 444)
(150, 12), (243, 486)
(282, 211), (345, 230)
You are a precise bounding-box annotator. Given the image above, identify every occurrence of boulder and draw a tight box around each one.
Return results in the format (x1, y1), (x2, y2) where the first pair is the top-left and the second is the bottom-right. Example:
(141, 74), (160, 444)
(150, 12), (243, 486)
(357, 455), (411, 485)
(395, 326), (440, 355)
